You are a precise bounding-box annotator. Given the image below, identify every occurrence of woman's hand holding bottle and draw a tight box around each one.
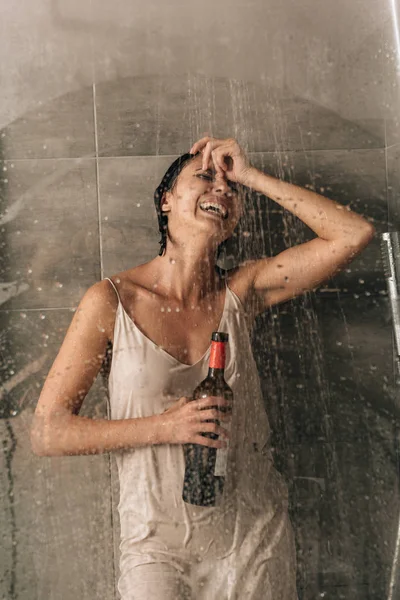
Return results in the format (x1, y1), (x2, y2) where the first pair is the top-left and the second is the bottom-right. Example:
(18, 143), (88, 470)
(158, 396), (232, 448)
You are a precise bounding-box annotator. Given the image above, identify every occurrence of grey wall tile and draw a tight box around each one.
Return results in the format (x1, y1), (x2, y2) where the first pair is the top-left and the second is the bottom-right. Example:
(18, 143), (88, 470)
(286, 439), (398, 598)
(0, 1), (94, 134)
(300, 584), (369, 600)
(0, 159), (100, 310)
(382, 19), (400, 148)
(253, 295), (395, 445)
(99, 156), (173, 275)
(385, 119), (400, 149)
(95, 75), (385, 158)
(0, 0), (389, 143)
(90, 1), (388, 127)
(0, 308), (114, 599)
(0, 88), (96, 160)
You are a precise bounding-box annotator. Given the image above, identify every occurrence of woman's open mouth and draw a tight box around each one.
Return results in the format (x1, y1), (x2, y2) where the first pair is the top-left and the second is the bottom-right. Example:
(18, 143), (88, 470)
(199, 201), (229, 220)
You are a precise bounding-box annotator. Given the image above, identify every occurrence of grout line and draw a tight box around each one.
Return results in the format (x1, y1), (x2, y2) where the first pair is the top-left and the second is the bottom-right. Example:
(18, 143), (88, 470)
(93, 82), (104, 281)
(0, 307), (79, 313)
(384, 117), (388, 149)
(93, 79), (117, 600)
(0, 156), (97, 163)
(93, 146), (388, 158)
(0, 146), (390, 164)
(101, 148), (386, 158)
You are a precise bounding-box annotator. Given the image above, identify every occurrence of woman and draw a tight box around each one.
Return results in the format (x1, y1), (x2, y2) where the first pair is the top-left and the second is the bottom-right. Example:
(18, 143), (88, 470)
(31, 137), (375, 599)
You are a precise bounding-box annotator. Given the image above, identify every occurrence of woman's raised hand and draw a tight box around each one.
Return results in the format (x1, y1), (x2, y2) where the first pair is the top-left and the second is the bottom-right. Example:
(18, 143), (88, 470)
(189, 136), (255, 186)
(157, 395), (232, 448)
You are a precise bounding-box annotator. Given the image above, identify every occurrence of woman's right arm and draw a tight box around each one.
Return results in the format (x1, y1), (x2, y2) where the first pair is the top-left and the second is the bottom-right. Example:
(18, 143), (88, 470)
(30, 280), (231, 457)
(30, 279), (163, 457)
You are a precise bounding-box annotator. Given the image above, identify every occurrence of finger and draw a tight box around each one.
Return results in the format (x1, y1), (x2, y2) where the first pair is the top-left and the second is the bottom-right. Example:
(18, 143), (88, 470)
(196, 396), (231, 408)
(193, 434), (228, 449)
(190, 135), (228, 154)
(197, 409), (231, 423)
(191, 136), (238, 154)
(190, 136), (214, 154)
(198, 422), (230, 437)
(191, 136), (228, 158)
(211, 150), (226, 177)
(212, 147), (232, 176)
(202, 141), (216, 171)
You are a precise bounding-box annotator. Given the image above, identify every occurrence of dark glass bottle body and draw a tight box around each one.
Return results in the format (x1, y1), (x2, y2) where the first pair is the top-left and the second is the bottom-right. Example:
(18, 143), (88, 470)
(182, 332), (233, 507)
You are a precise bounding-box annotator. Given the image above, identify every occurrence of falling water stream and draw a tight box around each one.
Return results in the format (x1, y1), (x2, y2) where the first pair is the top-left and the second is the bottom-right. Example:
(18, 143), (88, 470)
(0, 56), (399, 599)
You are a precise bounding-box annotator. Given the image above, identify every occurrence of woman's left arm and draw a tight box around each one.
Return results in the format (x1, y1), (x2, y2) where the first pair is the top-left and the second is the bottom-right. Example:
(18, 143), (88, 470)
(189, 135), (376, 309)
(243, 167), (375, 308)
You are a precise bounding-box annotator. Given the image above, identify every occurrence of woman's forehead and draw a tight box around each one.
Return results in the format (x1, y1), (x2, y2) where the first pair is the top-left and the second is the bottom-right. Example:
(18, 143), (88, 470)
(187, 154), (204, 171)
(185, 153), (216, 174)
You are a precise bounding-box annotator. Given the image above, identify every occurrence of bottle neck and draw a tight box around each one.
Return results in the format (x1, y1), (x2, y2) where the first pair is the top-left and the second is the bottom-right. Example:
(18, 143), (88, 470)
(207, 367), (225, 379)
(208, 340), (226, 375)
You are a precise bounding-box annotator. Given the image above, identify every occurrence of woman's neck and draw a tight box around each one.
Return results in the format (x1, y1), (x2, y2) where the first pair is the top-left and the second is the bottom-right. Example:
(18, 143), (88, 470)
(150, 252), (222, 304)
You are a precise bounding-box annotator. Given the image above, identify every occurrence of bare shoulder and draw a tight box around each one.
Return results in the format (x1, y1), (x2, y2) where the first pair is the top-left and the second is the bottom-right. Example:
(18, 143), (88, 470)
(84, 278), (121, 342)
(103, 266), (152, 337)
(226, 260), (265, 324)
(106, 265), (151, 299)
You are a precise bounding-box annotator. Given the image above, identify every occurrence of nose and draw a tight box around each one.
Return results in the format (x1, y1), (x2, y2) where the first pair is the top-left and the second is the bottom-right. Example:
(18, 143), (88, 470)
(212, 173), (232, 196)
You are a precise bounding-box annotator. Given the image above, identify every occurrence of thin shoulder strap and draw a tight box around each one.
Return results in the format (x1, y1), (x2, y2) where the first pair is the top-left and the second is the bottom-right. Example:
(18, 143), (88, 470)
(104, 277), (121, 304)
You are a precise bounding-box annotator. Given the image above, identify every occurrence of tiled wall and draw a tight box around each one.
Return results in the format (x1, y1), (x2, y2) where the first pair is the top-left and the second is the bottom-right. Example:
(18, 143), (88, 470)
(1, 1), (399, 599)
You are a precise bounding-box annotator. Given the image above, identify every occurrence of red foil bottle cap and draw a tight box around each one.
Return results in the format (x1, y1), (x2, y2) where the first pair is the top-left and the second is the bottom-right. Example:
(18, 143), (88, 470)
(209, 341), (226, 369)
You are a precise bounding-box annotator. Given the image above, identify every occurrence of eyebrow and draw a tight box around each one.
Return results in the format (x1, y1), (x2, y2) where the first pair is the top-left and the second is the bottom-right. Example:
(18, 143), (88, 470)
(195, 168), (214, 172)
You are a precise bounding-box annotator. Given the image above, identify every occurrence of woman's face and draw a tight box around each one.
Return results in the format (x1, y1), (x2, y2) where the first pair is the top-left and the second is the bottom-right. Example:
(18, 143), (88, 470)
(161, 154), (244, 248)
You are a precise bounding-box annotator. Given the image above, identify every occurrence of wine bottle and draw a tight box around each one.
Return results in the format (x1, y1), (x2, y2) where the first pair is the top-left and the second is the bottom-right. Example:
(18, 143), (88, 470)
(182, 331), (233, 507)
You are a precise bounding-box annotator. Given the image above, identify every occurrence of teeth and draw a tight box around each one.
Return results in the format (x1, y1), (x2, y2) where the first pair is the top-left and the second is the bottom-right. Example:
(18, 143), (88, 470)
(199, 201), (228, 219)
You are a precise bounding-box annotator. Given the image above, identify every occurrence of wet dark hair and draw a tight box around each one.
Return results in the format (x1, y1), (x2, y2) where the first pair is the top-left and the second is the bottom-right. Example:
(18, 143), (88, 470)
(153, 152), (240, 263)
(153, 152), (199, 256)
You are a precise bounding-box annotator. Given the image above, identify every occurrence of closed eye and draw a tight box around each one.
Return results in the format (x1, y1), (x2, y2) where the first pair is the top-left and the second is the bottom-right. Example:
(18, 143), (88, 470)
(196, 173), (238, 193)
